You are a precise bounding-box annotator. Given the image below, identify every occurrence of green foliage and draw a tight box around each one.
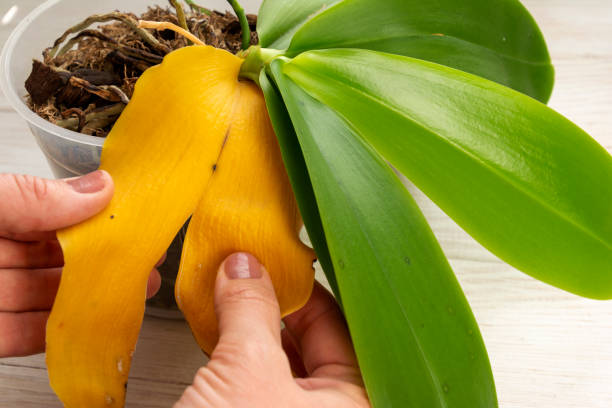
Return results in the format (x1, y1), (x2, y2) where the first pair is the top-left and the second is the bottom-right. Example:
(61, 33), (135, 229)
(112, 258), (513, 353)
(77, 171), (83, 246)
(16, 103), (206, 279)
(249, 0), (612, 406)
(281, 49), (612, 300)
(270, 59), (497, 407)
(257, 0), (340, 49)
(259, 71), (341, 299)
(259, 0), (554, 101)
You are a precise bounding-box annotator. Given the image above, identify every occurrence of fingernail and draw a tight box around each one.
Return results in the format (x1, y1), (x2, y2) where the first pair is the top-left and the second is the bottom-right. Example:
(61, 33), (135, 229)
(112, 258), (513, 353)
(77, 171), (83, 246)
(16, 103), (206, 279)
(66, 170), (107, 193)
(224, 252), (262, 279)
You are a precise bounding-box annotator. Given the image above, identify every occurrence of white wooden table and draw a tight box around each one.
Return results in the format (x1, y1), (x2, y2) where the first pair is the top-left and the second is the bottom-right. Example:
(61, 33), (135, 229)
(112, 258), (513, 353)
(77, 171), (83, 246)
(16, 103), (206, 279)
(1, 1), (611, 407)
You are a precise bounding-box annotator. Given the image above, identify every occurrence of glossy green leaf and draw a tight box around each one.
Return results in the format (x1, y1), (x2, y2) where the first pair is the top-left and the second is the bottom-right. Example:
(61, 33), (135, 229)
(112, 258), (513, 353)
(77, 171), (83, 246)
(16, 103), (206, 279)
(284, 0), (554, 102)
(270, 58), (497, 408)
(257, 0), (340, 49)
(258, 70), (340, 300)
(282, 48), (612, 299)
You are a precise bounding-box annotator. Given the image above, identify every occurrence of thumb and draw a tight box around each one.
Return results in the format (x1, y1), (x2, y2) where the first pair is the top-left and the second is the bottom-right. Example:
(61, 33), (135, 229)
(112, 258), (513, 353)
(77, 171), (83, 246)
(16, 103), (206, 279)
(176, 253), (293, 407)
(213, 252), (282, 355)
(0, 171), (114, 234)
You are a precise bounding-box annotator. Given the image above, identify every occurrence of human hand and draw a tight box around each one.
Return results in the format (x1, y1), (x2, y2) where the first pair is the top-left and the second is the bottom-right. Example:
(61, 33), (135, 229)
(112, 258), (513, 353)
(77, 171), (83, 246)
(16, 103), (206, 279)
(175, 252), (370, 408)
(0, 171), (161, 357)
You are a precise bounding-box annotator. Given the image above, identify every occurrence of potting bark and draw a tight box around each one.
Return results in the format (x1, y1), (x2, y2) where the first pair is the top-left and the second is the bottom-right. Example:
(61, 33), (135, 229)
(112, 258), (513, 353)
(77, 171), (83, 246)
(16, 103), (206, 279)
(25, 6), (257, 137)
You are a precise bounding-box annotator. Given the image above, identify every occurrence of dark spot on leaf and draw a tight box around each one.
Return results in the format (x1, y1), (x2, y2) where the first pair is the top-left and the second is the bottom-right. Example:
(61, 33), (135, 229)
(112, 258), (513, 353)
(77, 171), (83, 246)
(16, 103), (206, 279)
(403, 256), (411, 265)
(443, 383), (450, 393)
(212, 164), (217, 172)
(110, 214), (115, 219)
(420, 323), (425, 329)
(338, 259), (345, 269)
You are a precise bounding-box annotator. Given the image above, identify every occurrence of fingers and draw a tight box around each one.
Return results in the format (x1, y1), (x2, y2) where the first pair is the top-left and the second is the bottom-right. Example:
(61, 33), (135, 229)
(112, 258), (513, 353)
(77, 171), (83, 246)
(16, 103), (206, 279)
(176, 253), (296, 408)
(284, 283), (362, 384)
(0, 311), (48, 357)
(145, 253), (165, 299)
(0, 267), (160, 312)
(0, 238), (63, 269)
(0, 268), (61, 312)
(212, 255), (359, 383)
(2, 231), (57, 242)
(0, 267), (159, 358)
(155, 252), (167, 268)
(281, 327), (308, 377)
(0, 171), (114, 235)
(213, 253), (282, 351)
(146, 268), (162, 299)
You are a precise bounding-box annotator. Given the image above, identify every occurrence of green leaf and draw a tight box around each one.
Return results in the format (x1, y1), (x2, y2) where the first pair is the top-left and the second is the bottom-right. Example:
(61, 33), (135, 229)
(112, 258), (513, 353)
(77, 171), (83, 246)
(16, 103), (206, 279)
(258, 70), (341, 300)
(282, 48), (612, 300)
(270, 58), (497, 408)
(256, 0), (341, 49)
(284, 0), (554, 102)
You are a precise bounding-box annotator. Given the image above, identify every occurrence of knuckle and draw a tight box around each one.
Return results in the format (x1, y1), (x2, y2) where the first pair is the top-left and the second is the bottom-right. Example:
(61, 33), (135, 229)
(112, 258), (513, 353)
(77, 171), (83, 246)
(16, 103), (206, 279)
(222, 286), (278, 311)
(10, 174), (50, 203)
(2, 174), (55, 232)
(176, 382), (214, 408)
(193, 366), (221, 391)
(208, 340), (293, 403)
(239, 338), (275, 362)
(214, 336), (281, 369)
(207, 346), (254, 385)
(194, 366), (210, 382)
(212, 340), (249, 366)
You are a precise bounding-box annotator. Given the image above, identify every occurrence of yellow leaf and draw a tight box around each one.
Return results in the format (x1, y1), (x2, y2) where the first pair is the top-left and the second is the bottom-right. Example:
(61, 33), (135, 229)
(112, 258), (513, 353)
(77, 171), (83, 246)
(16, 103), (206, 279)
(176, 80), (315, 354)
(47, 45), (241, 407)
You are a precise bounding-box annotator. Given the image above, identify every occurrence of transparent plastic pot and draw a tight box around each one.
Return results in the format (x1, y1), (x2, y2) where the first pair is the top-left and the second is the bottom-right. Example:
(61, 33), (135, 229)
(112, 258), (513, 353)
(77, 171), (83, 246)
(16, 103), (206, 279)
(0, 0), (261, 318)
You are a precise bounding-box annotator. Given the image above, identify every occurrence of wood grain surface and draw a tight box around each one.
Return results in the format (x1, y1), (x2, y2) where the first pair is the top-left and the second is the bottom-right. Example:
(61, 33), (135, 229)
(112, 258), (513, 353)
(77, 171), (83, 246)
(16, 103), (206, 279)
(1, 0), (611, 407)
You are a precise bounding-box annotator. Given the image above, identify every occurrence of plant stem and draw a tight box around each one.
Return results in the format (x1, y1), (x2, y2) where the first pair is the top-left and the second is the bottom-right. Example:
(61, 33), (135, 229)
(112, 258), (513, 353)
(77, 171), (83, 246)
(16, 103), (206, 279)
(184, 0), (211, 15)
(226, 0), (251, 50)
(169, 0), (189, 32)
(169, 0), (191, 44)
(238, 46), (284, 85)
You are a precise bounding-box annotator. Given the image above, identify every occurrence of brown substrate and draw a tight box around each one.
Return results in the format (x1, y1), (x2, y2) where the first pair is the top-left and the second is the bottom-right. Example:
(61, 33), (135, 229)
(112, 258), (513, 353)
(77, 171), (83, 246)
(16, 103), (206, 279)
(25, 5), (257, 137)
